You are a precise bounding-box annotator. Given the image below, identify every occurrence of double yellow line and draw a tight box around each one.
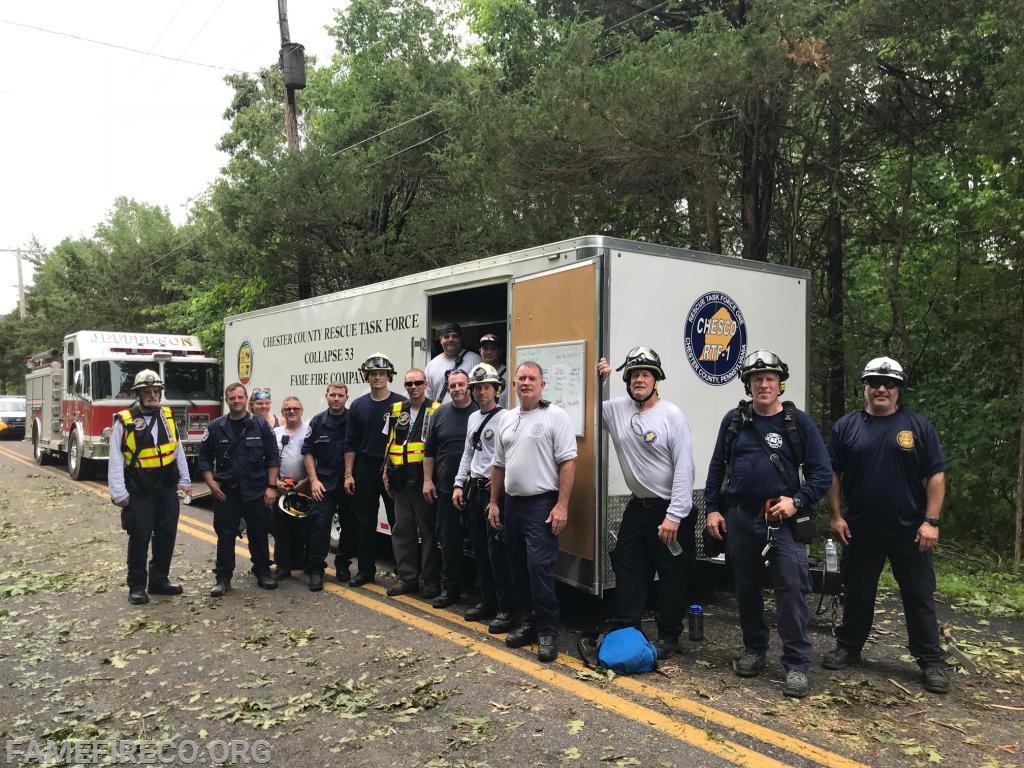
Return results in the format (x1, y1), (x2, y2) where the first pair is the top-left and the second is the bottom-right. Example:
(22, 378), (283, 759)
(0, 443), (868, 768)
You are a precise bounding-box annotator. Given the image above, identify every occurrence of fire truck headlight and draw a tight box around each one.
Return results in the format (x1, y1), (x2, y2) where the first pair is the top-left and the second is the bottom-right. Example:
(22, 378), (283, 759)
(101, 427), (112, 442)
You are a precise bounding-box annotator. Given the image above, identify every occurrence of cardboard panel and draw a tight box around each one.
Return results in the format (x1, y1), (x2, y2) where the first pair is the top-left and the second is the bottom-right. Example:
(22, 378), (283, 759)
(511, 263), (597, 560)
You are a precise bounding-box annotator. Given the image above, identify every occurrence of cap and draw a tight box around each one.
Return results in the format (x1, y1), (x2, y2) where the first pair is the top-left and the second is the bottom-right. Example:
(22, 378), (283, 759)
(439, 322), (463, 337)
(479, 333), (500, 346)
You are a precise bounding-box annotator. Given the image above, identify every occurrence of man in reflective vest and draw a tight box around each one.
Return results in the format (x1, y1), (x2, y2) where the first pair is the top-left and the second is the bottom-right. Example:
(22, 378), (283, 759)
(108, 369), (191, 605)
(383, 369), (441, 599)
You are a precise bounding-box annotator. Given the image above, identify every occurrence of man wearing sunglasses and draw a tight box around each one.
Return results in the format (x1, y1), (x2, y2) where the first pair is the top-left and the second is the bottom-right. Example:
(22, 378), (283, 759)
(303, 382), (354, 591)
(270, 396), (308, 582)
(704, 349), (831, 698)
(596, 347), (695, 660)
(382, 370), (442, 599)
(824, 357), (950, 694)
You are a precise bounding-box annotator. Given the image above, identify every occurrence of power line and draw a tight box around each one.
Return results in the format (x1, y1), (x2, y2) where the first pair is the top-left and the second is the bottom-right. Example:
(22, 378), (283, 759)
(0, 18), (253, 74)
(131, 0), (189, 76)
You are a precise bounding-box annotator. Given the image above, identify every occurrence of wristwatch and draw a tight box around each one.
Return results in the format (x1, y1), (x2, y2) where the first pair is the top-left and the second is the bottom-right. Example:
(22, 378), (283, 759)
(924, 517), (940, 527)
(792, 497), (804, 510)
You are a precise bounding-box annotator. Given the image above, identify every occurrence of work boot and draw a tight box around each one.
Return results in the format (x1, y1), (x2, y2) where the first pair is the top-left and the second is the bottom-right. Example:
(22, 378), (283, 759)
(147, 581), (183, 596)
(537, 634), (558, 663)
(128, 589), (149, 605)
(464, 603), (497, 622)
(822, 645), (861, 670)
(256, 574), (278, 590)
(735, 652), (766, 678)
(308, 572), (324, 592)
(348, 572), (375, 588)
(488, 611), (518, 634)
(783, 670), (809, 699)
(421, 584), (442, 600)
(431, 590), (459, 609)
(922, 664), (951, 694)
(655, 636), (679, 661)
(210, 580), (231, 598)
(272, 565), (292, 581)
(504, 623), (538, 649)
(386, 580), (418, 597)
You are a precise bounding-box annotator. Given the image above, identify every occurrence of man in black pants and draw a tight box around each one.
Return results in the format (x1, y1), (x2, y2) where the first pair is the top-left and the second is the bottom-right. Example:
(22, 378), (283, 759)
(423, 369), (478, 608)
(597, 348), (695, 659)
(198, 382), (281, 597)
(108, 369), (191, 605)
(302, 382), (352, 590)
(343, 354), (405, 587)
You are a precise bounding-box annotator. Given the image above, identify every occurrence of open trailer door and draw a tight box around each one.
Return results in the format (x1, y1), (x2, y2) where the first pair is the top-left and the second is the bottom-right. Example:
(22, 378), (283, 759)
(510, 260), (601, 594)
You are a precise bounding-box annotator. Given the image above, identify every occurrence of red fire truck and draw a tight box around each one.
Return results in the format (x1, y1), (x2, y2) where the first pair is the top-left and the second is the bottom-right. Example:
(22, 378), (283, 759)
(25, 331), (222, 480)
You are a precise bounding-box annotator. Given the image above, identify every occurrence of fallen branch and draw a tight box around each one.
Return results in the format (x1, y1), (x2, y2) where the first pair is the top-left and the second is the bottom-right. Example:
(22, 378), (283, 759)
(988, 704), (1024, 712)
(888, 678), (913, 695)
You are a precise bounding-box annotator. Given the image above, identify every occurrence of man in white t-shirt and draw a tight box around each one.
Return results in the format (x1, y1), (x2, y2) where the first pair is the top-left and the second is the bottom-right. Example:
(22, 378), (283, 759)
(598, 348), (695, 660)
(271, 395), (309, 581)
(488, 361), (577, 662)
(425, 322), (481, 404)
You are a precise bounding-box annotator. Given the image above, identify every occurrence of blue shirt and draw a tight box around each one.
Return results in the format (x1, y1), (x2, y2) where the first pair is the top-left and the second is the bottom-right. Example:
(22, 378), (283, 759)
(303, 409), (348, 492)
(829, 408), (946, 536)
(343, 392), (406, 461)
(197, 413), (280, 502)
(705, 404), (832, 513)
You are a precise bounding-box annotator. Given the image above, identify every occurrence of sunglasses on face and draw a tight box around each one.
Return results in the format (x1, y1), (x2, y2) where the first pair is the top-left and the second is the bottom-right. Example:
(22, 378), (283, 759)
(282, 407), (301, 413)
(404, 380), (426, 387)
(865, 378), (900, 389)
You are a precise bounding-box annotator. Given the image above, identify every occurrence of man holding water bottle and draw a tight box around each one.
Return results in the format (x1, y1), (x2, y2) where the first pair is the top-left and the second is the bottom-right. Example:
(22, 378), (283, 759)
(597, 347), (695, 660)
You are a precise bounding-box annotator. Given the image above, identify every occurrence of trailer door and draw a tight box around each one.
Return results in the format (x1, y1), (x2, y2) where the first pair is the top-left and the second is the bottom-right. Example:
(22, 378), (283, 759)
(511, 261), (600, 594)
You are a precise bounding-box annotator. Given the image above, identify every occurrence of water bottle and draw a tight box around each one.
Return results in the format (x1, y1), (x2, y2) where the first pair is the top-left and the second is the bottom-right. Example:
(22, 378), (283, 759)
(666, 538), (683, 556)
(688, 605), (704, 641)
(825, 538), (839, 573)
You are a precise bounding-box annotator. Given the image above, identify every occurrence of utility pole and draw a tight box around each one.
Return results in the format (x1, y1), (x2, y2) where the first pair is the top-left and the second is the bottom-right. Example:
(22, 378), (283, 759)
(278, 0), (300, 152)
(1, 248), (26, 319)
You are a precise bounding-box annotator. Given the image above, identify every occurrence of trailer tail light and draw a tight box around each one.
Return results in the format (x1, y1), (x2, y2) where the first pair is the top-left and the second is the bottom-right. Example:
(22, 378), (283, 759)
(188, 413), (209, 434)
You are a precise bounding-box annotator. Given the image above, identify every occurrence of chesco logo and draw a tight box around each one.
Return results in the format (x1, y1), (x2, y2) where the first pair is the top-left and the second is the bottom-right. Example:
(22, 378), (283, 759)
(684, 292), (747, 386)
(237, 341), (254, 386)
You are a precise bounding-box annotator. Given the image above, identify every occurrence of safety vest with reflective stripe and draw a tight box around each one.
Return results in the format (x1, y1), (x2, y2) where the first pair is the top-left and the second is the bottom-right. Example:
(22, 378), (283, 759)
(118, 405), (179, 470)
(386, 400), (439, 467)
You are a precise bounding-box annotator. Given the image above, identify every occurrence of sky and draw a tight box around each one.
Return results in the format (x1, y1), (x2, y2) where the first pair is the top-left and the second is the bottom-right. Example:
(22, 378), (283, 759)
(0, 0), (345, 315)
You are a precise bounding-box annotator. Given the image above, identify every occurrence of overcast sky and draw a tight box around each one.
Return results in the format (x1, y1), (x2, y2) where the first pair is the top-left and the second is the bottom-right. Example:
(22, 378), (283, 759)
(0, 0), (344, 315)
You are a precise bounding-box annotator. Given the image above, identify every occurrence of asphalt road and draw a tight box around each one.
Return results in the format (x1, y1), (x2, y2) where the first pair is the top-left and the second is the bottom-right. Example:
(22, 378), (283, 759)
(0, 439), (1021, 768)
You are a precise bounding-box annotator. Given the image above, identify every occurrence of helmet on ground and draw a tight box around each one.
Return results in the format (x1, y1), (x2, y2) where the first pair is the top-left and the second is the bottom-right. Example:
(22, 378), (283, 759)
(278, 491), (313, 518)
(132, 369), (164, 391)
(360, 353), (396, 381)
(615, 346), (665, 382)
(739, 349), (789, 384)
(860, 356), (905, 385)
(468, 362), (504, 394)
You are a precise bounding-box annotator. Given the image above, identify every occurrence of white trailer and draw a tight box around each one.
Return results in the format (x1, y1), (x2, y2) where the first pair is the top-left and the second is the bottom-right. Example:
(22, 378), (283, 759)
(223, 236), (809, 595)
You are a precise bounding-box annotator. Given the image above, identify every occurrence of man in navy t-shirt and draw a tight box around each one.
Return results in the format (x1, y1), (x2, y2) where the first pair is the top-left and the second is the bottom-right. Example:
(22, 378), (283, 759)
(824, 356), (950, 694)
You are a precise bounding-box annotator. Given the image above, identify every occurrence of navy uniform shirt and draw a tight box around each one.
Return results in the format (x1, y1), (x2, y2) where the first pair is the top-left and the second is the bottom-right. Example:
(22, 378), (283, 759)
(343, 392), (406, 462)
(197, 413), (280, 502)
(424, 401), (479, 495)
(705, 405), (832, 513)
(829, 408), (946, 537)
(302, 409), (349, 493)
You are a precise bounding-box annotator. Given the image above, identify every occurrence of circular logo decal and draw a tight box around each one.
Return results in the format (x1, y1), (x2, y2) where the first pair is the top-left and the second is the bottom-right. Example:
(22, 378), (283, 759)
(684, 292), (747, 386)
(765, 432), (784, 450)
(237, 341), (254, 386)
(643, 430), (657, 445)
(398, 412), (411, 426)
(897, 430), (915, 449)
(483, 428), (495, 441)
(132, 418), (147, 431)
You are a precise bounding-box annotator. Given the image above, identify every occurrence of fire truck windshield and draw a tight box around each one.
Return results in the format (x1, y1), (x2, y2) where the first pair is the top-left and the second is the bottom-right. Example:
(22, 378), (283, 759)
(90, 361), (220, 402)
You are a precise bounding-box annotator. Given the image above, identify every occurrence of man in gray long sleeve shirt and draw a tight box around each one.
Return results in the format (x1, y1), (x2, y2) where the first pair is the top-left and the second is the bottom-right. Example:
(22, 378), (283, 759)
(598, 348), (695, 660)
(108, 369), (190, 606)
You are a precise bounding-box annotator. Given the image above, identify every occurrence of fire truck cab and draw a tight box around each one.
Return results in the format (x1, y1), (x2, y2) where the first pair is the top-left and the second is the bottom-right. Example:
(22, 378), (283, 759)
(25, 331), (222, 480)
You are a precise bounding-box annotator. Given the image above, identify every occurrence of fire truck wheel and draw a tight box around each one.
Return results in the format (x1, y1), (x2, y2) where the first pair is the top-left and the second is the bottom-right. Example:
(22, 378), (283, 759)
(67, 429), (93, 481)
(33, 428), (55, 466)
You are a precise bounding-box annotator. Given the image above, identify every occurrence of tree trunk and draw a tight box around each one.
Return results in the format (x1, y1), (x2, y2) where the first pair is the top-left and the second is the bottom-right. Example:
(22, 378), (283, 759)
(823, 105), (846, 433)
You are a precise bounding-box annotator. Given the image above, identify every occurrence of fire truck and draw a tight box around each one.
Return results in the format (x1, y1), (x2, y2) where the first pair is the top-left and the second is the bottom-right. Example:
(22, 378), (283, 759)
(25, 331), (222, 480)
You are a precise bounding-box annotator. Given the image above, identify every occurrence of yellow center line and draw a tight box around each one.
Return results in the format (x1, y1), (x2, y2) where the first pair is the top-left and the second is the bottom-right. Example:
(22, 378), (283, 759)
(1, 443), (868, 767)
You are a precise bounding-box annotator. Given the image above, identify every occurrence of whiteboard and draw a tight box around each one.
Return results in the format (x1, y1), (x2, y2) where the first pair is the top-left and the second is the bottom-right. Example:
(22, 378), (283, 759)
(515, 340), (586, 437)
